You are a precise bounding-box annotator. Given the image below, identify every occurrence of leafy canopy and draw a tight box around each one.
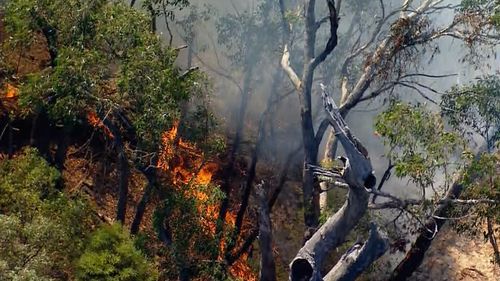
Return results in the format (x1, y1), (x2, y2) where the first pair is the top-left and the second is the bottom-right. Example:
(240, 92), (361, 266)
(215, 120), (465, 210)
(375, 102), (462, 189)
(76, 223), (158, 281)
(0, 148), (94, 281)
(4, 0), (203, 150)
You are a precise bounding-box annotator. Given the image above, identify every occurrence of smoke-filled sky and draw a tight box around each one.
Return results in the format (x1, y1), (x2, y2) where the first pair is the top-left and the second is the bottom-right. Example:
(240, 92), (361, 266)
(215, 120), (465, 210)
(150, 0), (500, 199)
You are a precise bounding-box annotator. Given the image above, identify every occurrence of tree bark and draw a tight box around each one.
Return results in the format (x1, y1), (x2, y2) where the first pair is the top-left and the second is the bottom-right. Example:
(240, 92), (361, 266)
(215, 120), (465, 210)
(130, 166), (156, 235)
(290, 185), (369, 280)
(320, 78), (348, 214)
(323, 223), (388, 281)
(290, 87), (374, 281)
(319, 131), (337, 213)
(101, 115), (129, 224)
(487, 216), (500, 265)
(280, 0), (339, 236)
(256, 183), (277, 281)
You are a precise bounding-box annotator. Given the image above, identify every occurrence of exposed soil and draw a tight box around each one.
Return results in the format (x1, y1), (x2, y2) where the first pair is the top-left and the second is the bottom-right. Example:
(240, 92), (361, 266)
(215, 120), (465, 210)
(408, 225), (500, 281)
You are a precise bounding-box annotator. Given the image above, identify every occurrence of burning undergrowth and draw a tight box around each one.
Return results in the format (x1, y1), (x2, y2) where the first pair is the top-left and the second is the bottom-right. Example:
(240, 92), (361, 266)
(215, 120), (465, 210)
(155, 121), (257, 280)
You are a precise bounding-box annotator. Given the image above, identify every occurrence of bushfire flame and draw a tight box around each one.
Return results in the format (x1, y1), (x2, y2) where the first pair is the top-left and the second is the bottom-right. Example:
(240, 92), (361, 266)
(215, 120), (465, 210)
(86, 111), (114, 139)
(159, 122), (256, 280)
(4, 83), (18, 98)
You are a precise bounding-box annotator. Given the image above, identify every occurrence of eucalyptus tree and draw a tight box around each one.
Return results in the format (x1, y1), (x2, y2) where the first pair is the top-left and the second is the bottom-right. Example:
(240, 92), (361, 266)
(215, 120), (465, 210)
(279, 0), (500, 235)
(3, 0), (205, 224)
(286, 71), (499, 281)
(275, 0), (500, 279)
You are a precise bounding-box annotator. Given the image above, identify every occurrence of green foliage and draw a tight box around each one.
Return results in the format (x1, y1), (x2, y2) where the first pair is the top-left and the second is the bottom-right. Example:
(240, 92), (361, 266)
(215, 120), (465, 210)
(0, 148), (94, 280)
(216, 0), (281, 67)
(153, 183), (226, 279)
(0, 215), (57, 281)
(441, 76), (500, 148)
(460, 0), (500, 27)
(451, 152), (500, 261)
(0, 147), (59, 217)
(375, 102), (462, 188)
(4, 0), (208, 150)
(19, 48), (108, 123)
(142, 0), (190, 20)
(76, 223), (158, 281)
(378, 78), (500, 263)
(462, 153), (500, 208)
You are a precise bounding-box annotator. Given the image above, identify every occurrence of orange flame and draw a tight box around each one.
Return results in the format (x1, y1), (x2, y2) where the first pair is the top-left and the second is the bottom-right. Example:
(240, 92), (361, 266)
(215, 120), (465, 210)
(4, 84), (19, 98)
(158, 122), (256, 280)
(86, 111), (114, 139)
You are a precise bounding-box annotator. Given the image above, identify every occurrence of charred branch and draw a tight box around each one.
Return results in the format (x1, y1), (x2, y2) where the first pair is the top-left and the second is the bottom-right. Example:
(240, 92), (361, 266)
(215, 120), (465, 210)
(315, 119), (330, 147)
(131, 164), (157, 235)
(310, 0), (339, 70)
(371, 161), (394, 204)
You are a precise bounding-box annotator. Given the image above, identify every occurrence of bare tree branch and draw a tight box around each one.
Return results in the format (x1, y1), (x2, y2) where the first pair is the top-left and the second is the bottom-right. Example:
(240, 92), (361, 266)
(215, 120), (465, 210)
(310, 0), (339, 70)
(281, 45), (302, 90)
(314, 118), (330, 146)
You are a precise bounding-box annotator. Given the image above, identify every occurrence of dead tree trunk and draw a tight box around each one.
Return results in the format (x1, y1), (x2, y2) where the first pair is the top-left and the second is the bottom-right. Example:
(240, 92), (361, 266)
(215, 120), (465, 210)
(290, 85), (386, 280)
(228, 65), (283, 259)
(323, 223), (388, 281)
(487, 216), (500, 264)
(225, 145), (301, 266)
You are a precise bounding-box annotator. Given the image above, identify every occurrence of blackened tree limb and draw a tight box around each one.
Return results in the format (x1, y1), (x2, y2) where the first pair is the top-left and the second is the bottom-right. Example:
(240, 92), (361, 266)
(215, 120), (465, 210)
(256, 183), (277, 281)
(323, 223), (389, 281)
(310, 0), (339, 70)
(388, 181), (463, 280)
(227, 96), (266, 258)
(100, 114), (129, 224)
(487, 216), (500, 264)
(130, 165), (157, 234)
(228, 63), (284, 258)
(371, 160), (394, 204)
(226, 145), (300, 266)
(314, 118), (330, 146)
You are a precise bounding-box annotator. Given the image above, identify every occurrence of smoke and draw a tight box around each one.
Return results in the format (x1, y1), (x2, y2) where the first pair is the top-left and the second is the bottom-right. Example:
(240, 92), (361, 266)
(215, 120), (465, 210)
(152, 0), (499, 195)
